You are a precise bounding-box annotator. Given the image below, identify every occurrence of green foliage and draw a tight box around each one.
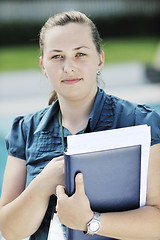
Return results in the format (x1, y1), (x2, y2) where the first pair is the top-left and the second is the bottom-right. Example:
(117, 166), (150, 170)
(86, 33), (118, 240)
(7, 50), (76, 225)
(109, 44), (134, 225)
(0, 45), (40, 71)
(102, 38), (159, 64)
(0, 38), (159, 72)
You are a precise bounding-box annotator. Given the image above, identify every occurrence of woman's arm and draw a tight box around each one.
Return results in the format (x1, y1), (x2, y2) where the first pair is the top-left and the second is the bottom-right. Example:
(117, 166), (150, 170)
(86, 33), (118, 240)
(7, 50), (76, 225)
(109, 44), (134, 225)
(56, 143), (160, 240)
(0, 155), (64, 240)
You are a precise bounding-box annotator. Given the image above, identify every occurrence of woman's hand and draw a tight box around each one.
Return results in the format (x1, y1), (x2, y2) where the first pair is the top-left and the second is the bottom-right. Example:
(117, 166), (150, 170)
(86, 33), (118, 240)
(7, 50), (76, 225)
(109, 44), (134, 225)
(0, 156), (64, 239)
(37, 156), (65, 197)
(56, 173), (93, 231)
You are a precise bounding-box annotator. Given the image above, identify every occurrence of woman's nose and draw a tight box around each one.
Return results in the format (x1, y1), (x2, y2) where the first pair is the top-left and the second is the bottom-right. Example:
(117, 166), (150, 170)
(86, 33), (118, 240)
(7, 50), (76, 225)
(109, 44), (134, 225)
(63, 58), (76, 73)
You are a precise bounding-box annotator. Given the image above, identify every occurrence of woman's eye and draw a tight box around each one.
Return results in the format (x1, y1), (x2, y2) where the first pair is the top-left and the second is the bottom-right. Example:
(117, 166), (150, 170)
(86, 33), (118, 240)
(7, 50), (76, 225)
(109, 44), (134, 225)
(52, 55), (62, 59)
(76, 53), (86, 57)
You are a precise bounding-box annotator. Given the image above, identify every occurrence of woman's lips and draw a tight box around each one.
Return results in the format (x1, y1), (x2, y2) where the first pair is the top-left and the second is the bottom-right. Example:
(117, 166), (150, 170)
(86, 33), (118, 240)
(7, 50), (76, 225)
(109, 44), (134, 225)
(61, 78), (82, 85)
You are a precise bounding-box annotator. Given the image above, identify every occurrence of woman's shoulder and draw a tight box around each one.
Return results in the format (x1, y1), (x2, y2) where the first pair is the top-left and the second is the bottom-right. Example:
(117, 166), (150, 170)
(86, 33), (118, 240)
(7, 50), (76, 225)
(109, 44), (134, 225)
(10, 100), (60, 136)
(103, 93), (137, 120)
(104, 93), (160, 145)
(104, 93), (159, 120)
(13, 105), (51, 129)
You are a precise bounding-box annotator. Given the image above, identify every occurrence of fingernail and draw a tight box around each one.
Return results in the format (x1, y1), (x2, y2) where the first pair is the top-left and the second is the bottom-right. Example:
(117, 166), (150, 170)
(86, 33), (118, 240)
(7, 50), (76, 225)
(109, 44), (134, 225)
(78, 173), (83, 180)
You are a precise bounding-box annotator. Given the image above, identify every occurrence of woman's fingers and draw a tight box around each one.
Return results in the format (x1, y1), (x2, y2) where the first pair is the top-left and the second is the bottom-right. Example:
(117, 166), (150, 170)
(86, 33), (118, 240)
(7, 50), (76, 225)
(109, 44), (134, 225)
(75, 173), (86, 196)
(56, 185), (66, 198)
(54, 156), (64, 161)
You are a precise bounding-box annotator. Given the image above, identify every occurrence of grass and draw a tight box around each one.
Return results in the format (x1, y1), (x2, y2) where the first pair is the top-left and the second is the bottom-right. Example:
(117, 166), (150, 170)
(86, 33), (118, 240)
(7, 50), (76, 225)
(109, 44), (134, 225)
(0, 45), (40, 71)
(0, 37), (159, 72)
(102, 37), (159, 64)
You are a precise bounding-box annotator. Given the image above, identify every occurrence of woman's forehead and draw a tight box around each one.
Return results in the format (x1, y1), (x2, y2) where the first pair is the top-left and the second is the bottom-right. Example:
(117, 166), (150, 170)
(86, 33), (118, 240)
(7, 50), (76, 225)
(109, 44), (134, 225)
(44, 23), (94, 50)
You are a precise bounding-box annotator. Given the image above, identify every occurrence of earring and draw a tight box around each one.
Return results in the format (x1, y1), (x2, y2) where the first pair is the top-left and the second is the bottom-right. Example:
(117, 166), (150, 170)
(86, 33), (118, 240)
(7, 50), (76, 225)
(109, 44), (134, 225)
(44, 71), (48, 78)
(97, 70), (101, 76)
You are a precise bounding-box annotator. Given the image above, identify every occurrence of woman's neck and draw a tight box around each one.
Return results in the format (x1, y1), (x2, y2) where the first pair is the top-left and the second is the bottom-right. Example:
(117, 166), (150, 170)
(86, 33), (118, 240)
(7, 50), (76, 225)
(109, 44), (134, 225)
(58, 90), (97, 135)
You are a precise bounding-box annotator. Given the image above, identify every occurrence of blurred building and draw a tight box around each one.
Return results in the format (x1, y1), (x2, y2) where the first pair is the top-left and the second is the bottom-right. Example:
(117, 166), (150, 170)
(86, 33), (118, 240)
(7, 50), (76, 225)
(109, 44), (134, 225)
(0, 0), (160, 45)
(0, 0), (160, 23)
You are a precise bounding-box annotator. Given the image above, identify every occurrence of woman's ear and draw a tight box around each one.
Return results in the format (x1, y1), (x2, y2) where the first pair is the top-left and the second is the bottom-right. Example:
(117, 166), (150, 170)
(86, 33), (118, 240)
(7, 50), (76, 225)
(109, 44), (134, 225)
(98, 50), (105, 71)
(40, 56), (48, 77)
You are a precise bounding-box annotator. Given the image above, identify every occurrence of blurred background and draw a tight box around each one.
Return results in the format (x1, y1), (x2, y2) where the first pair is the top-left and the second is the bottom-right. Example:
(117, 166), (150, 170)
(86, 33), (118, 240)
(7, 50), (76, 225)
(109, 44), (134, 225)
(0, 0), (160, 200)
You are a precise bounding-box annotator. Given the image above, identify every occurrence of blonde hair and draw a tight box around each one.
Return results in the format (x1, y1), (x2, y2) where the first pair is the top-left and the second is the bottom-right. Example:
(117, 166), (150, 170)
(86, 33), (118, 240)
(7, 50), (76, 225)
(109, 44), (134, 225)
(39, 11), (102, 104)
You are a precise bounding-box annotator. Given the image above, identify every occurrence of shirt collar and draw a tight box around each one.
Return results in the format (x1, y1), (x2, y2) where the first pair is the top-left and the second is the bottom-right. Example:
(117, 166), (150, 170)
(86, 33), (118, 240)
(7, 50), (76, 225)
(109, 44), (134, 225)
(88, 88), (107, 131)
(34, 88), (107, 134)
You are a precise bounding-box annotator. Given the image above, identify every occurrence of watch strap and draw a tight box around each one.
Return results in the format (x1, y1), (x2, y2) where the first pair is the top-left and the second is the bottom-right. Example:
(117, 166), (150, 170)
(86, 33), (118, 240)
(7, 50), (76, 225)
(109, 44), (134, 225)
(85, 212), (101, 235)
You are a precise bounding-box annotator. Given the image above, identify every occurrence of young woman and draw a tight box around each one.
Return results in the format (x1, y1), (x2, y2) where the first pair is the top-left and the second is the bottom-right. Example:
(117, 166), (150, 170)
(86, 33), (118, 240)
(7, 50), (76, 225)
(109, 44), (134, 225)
(0, 11), (160, 240)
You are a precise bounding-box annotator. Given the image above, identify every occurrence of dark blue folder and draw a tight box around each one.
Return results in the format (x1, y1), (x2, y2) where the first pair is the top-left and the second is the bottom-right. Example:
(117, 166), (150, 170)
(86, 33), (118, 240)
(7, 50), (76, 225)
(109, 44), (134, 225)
(64, 145), (141, 240)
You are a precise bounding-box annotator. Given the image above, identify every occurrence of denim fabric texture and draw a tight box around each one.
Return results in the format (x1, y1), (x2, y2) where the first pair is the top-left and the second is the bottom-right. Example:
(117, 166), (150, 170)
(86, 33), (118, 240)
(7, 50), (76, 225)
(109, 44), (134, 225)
(5, 88), (160, 240)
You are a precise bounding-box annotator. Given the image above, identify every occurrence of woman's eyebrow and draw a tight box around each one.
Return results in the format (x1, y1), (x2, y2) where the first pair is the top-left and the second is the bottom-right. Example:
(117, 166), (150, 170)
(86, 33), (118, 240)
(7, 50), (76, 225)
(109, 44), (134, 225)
(73, 46), (90, 50)
(49, 49), (63, 53)
(49, 46), (90, 53)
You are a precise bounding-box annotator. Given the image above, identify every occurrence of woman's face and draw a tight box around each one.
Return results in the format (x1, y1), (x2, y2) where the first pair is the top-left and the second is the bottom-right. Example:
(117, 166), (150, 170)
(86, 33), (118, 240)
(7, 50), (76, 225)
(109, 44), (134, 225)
(40, 23), (104, 102)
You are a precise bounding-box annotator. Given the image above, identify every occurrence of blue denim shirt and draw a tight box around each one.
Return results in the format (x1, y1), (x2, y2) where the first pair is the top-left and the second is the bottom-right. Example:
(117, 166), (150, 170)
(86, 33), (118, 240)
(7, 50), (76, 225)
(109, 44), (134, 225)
(5, 88), (160, 240)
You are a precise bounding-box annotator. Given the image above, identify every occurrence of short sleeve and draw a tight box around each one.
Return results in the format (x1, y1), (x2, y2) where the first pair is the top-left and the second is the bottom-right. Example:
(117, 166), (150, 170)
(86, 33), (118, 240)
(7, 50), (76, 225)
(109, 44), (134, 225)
(5, 116), (26, 160)
(135, 104), (160, 146)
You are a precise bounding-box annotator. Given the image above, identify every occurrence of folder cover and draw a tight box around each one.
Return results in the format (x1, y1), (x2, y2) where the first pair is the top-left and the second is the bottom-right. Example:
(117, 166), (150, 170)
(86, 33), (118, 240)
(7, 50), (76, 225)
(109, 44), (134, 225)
(64, 145), (141, 240)
(47, 125), (151, 240)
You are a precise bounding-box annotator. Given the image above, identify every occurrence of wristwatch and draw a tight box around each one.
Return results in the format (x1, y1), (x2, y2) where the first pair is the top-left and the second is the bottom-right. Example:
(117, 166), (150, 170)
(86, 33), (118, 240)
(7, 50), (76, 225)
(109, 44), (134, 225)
(85, 212), (101, 235)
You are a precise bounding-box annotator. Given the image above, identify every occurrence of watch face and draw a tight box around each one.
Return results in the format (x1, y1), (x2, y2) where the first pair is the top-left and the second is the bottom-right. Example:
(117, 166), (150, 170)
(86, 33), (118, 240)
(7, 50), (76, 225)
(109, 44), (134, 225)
(90, 220), (100, 232)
